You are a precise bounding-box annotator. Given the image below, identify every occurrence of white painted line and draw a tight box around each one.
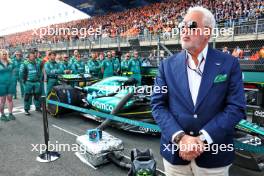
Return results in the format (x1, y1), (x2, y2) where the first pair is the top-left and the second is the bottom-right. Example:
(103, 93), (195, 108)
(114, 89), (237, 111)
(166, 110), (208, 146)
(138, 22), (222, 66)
(11, 106), (24, 109)
(4, 105), (36, 115)
(13, 112), (24, 115)
(52, 124), (80, 137)
(75, 152), (98, 170)
(157, 169), (166, 175)
(4, 110), (24, 115)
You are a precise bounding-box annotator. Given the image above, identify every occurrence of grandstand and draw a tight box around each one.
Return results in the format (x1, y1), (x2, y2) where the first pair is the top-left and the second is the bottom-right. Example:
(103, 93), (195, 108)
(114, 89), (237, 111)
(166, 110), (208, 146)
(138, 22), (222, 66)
(0, 0), (264, 60)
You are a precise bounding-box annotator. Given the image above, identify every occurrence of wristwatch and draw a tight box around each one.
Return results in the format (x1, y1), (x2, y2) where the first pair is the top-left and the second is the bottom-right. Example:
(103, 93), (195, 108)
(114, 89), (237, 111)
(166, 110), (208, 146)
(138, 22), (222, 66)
(199, 134), (207, 143)
(174, 132), (186, 144)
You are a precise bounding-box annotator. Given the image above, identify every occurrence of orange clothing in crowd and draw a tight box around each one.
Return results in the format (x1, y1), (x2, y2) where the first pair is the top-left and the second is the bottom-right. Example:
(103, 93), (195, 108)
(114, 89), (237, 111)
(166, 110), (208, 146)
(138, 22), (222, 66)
(41, 56), (49, 69)
(259, 48), (264, 58)
(250, 52), (259, 61)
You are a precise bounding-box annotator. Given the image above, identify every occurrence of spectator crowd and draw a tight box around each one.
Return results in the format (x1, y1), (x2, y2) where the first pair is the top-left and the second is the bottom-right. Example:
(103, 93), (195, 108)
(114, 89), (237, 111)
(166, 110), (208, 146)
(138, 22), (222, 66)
(222, 45), (264, 60)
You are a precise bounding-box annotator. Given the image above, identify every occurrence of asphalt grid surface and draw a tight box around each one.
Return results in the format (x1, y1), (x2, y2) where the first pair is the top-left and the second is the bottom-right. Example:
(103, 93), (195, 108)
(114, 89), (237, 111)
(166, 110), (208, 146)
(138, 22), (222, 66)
(0, 91), (264, 176)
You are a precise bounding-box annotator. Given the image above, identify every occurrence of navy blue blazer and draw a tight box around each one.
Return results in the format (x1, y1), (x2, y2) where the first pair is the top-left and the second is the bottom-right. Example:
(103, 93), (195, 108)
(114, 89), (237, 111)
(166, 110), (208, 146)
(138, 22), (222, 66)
(151, 47), (246, 168)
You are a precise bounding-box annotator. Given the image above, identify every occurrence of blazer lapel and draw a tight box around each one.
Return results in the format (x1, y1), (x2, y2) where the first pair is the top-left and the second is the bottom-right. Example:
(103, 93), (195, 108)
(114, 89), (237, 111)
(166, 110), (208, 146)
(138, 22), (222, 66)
(195, 47), (223, 110)
(173, 51), (194, 112)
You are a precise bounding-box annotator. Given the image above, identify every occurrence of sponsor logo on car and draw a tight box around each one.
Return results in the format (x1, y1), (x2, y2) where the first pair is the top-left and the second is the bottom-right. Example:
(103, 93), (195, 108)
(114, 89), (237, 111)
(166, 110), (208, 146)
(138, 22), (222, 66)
(92, 101), (114, 112)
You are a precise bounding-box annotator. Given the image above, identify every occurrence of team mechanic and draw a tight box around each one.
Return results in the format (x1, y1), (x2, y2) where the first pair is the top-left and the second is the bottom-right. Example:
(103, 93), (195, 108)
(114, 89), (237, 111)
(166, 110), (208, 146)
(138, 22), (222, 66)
(151, 7), (246, 176)
(44, 51), (60, 95)
(20, 51), (42, 115)
(12, 50), (25, 99)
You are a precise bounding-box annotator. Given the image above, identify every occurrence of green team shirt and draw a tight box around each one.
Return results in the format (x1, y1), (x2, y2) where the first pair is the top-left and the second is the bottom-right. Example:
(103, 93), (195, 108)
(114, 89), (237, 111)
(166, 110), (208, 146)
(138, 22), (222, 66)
(101, 59), (114, 78)
(112, 57), (120, 73)
(71, 60), (85, 74)
(128, 59), (141, 74)
(87, 59), (100, 76)
(69, 56), (77, 65)
(20, 59), (41, 82)
(59, 61), (72, 74)
(12, 57), (24, 78)
(0, 60), (14, 83)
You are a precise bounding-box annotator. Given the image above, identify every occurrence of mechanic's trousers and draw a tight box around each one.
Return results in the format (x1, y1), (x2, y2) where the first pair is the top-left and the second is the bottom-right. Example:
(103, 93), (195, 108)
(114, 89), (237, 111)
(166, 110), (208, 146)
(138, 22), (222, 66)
(131, 74), (142, 86)
(46, 78), (58, 96)
(14, 79), (25, 98)
(24, 81), (41, 111)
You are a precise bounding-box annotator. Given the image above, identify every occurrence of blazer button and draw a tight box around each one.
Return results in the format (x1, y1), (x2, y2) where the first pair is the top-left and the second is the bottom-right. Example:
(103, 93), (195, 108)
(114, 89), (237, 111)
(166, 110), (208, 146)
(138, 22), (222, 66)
(190, 131), (194, 135)
(193, 114), (198, 118)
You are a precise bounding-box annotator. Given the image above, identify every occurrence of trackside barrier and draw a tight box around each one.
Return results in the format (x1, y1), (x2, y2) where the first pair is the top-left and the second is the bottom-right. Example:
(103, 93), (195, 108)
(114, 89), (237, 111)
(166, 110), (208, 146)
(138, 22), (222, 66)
(36, 96), (60, 163)
(47, 99), (264, 153)
(47, 100), (160, 131)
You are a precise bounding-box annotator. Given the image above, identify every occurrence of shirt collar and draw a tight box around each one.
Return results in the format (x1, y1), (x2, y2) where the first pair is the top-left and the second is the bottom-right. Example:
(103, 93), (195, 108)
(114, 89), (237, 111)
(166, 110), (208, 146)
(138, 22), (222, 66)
(186, 44), (208, 68)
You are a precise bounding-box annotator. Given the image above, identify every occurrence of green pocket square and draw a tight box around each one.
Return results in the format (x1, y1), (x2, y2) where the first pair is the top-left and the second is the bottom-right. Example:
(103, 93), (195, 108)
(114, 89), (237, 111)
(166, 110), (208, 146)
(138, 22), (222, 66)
(214, 74), (227, 83)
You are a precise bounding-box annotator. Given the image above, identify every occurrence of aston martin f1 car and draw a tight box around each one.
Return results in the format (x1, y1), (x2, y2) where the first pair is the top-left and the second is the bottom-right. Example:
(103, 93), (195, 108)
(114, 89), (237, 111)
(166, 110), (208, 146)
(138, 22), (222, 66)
(47, 75), (158, 135)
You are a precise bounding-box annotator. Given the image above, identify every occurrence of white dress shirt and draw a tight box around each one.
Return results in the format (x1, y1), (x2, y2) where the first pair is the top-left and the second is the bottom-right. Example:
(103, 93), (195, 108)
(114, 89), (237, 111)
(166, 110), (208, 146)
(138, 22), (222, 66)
(172, 44), (213, 144)
(187, 45), (207, 105)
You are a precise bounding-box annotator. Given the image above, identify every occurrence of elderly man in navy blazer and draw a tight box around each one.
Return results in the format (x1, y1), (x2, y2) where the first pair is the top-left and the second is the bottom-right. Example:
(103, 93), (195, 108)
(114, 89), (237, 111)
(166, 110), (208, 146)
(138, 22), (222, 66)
(151, 6), (246, 176)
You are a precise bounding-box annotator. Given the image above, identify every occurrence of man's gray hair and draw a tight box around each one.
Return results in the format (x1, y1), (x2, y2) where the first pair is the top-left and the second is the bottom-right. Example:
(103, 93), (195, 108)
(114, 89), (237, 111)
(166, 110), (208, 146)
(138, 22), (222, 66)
(187, 6), (216, 29)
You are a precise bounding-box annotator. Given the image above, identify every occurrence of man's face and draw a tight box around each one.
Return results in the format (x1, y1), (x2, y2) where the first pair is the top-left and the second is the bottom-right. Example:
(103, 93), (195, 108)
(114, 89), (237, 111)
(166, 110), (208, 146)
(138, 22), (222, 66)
(91, 53), (96, 59)
(63, 55), (69, 61)
(99, 54), (104, 60)
(134, 52), (139, 59)
(74, 50), (78, 56)
(29, 53), (35, 61)
(111, 51), (116, 57)
(107, 52), (112, 59)
(15, 52), (21, 59)
(76, 54), (81, 61)
(37, 52), (41, 58)
(180, 11), (209, 52)
(49, 54), (56, 61)
(125, 54), (130, 60)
